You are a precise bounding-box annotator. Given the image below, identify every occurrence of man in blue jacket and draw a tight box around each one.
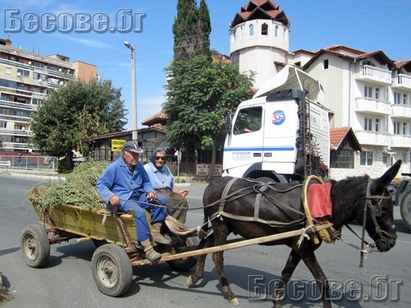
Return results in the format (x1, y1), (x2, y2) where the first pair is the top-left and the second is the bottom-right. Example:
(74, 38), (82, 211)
(96, 141), (170, 261)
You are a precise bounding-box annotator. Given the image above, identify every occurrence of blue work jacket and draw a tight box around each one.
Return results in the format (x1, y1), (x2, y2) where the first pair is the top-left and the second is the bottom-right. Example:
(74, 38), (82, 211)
(96, 156), (154, 206)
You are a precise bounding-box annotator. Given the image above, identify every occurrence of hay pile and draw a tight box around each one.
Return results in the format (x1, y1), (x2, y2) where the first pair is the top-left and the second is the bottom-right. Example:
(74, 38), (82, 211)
(28, 161), (110, 211)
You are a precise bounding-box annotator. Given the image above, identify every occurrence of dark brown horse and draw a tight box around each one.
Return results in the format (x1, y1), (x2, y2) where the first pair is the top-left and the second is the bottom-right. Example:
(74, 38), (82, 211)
(188, 160), (401, 307)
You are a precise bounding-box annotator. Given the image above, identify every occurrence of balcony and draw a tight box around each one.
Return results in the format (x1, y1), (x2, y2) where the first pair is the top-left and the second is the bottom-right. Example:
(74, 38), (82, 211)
(355, 65), (392, 85)
(392, 74), (411, 91)
(391, 104), (411, 119)
(354, 130), (390, 146)
(355, 97), (391, 115)
(391, 134), (411, 148)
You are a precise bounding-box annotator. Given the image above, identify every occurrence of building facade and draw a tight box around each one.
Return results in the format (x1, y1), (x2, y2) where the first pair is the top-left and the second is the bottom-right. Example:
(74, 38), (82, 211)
(0, 38), (97, 153)
(229, 1), (411, 177)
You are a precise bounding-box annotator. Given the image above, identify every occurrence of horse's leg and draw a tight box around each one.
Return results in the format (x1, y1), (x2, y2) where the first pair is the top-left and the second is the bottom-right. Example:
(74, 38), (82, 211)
(187, 234), (214, 286)
(300, 250), (331, 308)
(272, 249), (301, 308)
(211, 221), (239, 305)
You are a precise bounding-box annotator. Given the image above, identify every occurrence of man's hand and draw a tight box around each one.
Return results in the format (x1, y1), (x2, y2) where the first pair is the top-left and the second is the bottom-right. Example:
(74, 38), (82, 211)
(147, 191), (156, 202)
(181, 189), (189, 197)
(109, 194), (120, 207)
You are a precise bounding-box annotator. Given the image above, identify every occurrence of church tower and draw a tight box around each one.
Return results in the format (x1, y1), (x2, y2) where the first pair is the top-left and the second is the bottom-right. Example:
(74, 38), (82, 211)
(230, 0), (291, 88)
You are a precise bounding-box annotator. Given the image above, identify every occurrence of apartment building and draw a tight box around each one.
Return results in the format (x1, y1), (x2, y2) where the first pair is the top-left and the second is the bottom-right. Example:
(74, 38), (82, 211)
(0, 38), (97, 153)
(297, 45), (411, 177)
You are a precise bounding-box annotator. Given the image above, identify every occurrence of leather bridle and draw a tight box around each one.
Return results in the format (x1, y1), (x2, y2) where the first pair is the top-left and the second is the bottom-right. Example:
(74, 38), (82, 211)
(359, 179), (394, 267)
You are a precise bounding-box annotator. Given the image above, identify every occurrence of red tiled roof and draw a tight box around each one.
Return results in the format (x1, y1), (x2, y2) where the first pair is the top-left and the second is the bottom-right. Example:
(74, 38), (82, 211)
(330, 127), (350, 150)
(330, 127), (362, 151)
(141, 110), (168, 126)
(231, 0), (289, 28)
(394, 60), (411, 71)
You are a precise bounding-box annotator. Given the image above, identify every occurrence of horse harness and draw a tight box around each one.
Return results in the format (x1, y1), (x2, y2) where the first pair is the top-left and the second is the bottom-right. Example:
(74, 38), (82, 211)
(210, 178), (306, 228)
(207, 177), (393, 259)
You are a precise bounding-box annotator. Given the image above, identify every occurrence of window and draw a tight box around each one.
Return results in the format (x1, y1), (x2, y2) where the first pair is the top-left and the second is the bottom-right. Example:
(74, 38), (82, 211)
(323, 59), (329, 69)
(403, 93), (408, 105)
(32, 98), (42, 106)
(249, 24), (254, 36)
(394, 92), (401, 104)
(0, 121), (7, 128)
(330, 149), (354, 168)
(375, 88), (379, 100)
(17, 69), (30, 78)
(274, 25), (278, 37)
(5, 67), (11, 74)
(234, 107), (262, 135)
(360, 151), (373, 166)
(364, 117), (381, 132)
(364, 118), (373, 131)
(364, 86), (373, 98)
(261, 23), (268, 35)
(393, 121), (406, 135)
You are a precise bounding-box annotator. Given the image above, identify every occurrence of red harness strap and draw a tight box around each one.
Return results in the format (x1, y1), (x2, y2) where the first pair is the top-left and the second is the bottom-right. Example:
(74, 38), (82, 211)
(306, 182), (333, 219)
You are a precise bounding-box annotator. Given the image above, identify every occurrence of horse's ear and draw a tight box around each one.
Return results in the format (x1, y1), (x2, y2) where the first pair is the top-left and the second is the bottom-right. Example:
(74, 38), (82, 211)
(374, 160), (402, 189)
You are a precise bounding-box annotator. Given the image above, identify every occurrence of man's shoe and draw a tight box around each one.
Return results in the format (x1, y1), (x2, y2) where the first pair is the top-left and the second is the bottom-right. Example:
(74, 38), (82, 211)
(145, 249), (162, 262)
(152, 232), (171, 245)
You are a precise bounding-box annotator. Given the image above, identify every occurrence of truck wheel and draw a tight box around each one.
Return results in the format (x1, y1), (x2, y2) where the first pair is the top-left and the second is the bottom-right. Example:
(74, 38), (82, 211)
(400, 192), (411, 231)
(167, 237), (198, 271)
(20, 224), (50, 268)
(91, 244), (132, 297)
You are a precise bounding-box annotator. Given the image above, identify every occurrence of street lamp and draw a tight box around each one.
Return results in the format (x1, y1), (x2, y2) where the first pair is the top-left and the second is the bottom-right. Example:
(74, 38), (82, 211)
(124, 41), (138, 142)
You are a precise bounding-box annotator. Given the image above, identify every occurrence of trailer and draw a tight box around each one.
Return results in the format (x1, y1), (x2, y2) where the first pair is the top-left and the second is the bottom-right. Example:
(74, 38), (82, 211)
(20, 200), (331, 297)
(389, 172), (411, 230)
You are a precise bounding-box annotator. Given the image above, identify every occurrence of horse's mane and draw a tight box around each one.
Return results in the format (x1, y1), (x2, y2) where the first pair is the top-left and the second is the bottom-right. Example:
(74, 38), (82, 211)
(327, 174), (370, 189)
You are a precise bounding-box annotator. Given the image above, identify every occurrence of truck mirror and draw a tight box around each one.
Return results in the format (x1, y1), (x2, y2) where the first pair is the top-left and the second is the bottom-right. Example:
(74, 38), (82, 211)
(226, 113), (232, 135)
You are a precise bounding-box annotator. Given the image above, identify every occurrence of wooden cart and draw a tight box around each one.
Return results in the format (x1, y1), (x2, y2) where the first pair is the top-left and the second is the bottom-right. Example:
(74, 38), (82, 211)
(20, 202), (330, 297)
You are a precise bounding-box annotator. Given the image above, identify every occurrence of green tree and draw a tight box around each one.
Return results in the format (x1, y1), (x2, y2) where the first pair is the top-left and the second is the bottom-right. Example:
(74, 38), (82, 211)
(164, 56), (254, 180)
(173, 0), (200, 61)
(198, 0), (212, 59)
(31, 79), (127, 168)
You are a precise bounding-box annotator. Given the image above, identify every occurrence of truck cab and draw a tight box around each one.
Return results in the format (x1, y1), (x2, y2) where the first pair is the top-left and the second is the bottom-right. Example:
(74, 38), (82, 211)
(223, 65), (330, 182)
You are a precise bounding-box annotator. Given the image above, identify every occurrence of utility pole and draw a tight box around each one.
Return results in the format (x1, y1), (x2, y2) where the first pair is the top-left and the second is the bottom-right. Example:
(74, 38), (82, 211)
(124, 41), (138, 142)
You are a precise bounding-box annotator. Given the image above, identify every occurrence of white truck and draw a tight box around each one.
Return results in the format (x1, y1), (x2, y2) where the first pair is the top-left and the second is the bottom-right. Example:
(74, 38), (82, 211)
(223, 65), (330, 183)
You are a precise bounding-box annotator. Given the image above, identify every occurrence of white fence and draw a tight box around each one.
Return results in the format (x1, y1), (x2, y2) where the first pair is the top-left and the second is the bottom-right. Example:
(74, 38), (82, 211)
(0, 155), (58, 171)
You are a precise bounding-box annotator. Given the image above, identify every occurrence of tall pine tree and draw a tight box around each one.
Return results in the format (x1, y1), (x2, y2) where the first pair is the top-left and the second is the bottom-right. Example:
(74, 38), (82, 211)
(172, 0), (199, 61)
(198, 0), (212, 59)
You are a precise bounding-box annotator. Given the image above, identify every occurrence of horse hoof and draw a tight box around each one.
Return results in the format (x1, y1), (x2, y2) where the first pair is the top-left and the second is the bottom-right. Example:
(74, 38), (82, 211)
(229, 297), (240, 306)
(187, 275), (194, 286)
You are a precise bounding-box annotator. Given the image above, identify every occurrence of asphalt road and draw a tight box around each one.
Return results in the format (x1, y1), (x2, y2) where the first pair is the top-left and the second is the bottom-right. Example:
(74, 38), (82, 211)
(0, 172), (410, 308)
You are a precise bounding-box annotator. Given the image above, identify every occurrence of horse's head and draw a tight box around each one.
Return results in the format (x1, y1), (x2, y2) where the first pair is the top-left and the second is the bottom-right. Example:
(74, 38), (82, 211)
(362, 160), (402, 252)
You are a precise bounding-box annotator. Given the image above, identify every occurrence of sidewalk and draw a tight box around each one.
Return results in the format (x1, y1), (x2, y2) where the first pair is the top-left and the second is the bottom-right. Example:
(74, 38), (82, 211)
(1, 169), (209, 185)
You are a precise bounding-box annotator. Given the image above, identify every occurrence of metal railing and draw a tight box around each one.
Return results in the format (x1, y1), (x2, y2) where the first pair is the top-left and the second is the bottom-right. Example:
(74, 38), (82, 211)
(0, 155), (58, 171)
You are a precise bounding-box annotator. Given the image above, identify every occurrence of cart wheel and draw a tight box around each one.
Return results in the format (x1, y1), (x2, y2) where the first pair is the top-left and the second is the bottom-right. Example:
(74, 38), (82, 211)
(20, 224), (50, 268)
(91, 244), (132, 297)
(167, 236), (198, 271)
(400, 192), (411, 231)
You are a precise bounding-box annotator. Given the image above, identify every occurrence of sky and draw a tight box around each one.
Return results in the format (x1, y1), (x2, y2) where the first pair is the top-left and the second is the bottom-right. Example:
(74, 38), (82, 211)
(2, 0), (411, 130)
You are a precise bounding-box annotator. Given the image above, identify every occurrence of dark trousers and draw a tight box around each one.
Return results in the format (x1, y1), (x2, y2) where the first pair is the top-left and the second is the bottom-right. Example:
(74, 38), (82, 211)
(156, 188), (188, 224)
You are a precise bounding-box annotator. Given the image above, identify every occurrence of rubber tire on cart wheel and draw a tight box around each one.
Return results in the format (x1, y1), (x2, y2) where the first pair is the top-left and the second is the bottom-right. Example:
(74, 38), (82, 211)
(91, 244), (133, 297)
(20, 224), (50, 268)
(167, 236), (198, 271)
(400, 192), (411, 231)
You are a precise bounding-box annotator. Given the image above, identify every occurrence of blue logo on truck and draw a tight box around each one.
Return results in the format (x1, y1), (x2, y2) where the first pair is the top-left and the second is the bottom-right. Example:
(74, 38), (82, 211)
(272, 110), (285, 125)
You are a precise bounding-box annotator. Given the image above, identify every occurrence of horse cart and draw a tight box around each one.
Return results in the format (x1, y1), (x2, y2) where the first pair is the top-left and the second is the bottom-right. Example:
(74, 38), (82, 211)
(20, 198), (331, 298)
